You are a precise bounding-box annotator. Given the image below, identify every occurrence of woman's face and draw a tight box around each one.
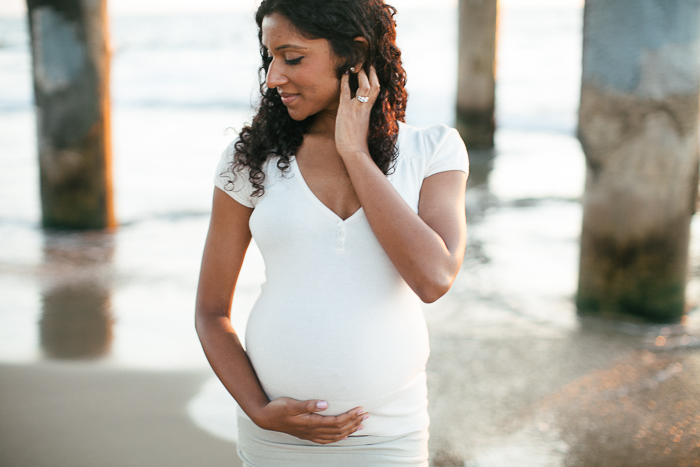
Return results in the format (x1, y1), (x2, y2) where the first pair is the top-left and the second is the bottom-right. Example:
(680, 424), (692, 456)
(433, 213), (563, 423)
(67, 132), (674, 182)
(261, 13), (342, 121)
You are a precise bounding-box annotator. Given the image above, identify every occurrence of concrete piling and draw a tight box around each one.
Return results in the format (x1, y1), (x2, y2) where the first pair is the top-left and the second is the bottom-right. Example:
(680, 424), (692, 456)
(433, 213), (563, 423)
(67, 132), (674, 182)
(577, 0), (700, 323)
(26, 0), (115, 230)
(456, 0), (498, 149)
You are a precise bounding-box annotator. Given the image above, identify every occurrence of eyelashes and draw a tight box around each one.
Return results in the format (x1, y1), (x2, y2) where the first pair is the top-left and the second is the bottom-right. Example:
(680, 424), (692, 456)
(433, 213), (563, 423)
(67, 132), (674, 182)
(262, 55), (303, 66)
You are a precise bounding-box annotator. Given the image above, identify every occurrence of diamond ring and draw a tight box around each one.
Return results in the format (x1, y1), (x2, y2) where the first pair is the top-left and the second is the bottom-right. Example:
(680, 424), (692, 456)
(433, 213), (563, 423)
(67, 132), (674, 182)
(355, 96), (369, 103)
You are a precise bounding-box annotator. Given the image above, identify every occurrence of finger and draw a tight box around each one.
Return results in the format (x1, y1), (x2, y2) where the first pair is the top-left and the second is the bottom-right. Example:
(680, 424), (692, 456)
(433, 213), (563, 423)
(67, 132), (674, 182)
(341, 407), (366, 425)
(313, 430), (355, 443)
(332, 419), (364, 441)
(369, 65), (380, 98)
(315, 406), (365, 428)
(313, 437), (342, 445)
(305, 426), (344, 437)
(312, 413), (345, 428)
(306, 418), (363, 442)
(338, 420), (363, 438)
(340, 71), (351, 102)
(356, 68), (371, 98)
(321, 413), (364, 439)
(334, 406), (364, 425)
(340, 411), (367, 433)
(300, 413), (351, 432)
(296, 399), (328, 415)
(305, 417), (360, 436)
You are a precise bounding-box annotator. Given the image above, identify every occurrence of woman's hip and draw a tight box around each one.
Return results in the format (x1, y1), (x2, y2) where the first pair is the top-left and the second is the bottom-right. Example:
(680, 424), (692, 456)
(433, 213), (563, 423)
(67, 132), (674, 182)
(237, 417), (429, 467)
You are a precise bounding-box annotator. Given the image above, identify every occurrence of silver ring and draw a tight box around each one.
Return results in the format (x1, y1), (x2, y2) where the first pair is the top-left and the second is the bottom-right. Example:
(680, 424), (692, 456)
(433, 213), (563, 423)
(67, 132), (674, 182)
(355, 96), (369, 103)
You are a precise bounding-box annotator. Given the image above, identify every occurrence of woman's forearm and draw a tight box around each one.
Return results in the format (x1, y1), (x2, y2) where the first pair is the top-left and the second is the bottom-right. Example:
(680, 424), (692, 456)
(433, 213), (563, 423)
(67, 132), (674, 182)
(341, 150), (466, 302)
(334, 68), (466, 302)
(196, 189), (367, 442)
(195, 311), (270, 423)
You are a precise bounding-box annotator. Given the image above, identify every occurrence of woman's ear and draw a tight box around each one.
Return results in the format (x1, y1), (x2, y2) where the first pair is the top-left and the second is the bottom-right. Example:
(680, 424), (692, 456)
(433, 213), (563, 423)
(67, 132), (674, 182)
(352, 37), (369, 72)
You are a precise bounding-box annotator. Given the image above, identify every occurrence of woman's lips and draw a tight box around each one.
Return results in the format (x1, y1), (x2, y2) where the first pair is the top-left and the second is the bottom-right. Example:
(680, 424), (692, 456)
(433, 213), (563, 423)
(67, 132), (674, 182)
(280, 94), (299, 105)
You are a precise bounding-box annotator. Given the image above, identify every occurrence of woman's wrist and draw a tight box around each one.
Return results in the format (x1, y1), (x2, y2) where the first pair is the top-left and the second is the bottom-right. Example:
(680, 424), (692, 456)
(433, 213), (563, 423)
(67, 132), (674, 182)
(339, 148), (371, 163)
(248, 400), (272, 429)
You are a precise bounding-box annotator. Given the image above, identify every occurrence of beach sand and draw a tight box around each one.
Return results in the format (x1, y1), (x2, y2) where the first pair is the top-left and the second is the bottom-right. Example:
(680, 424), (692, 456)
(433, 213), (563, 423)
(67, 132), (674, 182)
(0, 362), (242, 467)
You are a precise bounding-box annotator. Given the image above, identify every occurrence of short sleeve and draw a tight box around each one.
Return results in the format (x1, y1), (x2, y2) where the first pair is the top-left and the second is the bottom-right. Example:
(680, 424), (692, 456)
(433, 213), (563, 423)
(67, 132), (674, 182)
(425, 126), (470, 178)
(213, 139), (256, 208)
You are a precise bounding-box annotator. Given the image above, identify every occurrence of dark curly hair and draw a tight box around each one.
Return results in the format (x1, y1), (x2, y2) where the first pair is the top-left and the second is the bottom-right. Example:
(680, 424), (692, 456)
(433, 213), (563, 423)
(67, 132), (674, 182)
(225, 0), (408, 198)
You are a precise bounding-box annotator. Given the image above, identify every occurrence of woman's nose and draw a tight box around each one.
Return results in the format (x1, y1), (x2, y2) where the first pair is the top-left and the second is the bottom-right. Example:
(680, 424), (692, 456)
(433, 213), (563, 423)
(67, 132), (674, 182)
(265, 59), (287, 89)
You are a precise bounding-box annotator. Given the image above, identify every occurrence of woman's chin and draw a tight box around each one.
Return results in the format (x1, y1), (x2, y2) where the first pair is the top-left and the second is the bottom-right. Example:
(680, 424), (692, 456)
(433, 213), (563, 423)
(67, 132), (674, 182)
(287, 111), (308, 121)
(285, 105), (320, 122)
(286, 105), (328, 123)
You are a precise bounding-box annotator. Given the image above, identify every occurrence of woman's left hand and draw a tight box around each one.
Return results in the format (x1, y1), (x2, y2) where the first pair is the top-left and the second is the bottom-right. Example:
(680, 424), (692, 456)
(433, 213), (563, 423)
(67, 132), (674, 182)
(335, 65), (381, 160)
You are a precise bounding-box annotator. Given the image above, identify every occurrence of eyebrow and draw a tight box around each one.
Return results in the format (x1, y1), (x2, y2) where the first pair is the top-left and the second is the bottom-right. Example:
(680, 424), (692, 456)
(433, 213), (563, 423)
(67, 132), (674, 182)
(274, 44), (308, 51)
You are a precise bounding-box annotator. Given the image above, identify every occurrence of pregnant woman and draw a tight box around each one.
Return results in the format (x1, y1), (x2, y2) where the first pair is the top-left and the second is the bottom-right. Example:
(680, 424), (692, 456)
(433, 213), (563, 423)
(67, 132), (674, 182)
(195, 0), (469, 465)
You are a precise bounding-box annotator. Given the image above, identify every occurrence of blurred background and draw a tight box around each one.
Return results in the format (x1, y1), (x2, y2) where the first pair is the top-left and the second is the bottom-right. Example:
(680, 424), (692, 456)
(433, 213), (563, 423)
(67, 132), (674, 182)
(2, 0), (700, 466)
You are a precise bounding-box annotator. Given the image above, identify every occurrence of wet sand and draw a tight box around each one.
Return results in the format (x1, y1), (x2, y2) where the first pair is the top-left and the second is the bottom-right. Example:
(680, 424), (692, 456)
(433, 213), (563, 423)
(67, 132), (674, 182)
(0, 362), (242, 467)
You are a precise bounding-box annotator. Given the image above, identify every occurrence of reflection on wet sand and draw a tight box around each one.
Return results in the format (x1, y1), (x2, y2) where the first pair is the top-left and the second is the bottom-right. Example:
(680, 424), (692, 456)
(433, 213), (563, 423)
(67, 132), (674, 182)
(39, 232), (114, 359)
(465, 148), (495, 190)
(41, 283), (113, 359)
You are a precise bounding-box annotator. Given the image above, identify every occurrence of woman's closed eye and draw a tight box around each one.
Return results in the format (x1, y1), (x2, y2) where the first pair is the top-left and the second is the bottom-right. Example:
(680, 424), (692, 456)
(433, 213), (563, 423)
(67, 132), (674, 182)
(285, 56), (303, 65)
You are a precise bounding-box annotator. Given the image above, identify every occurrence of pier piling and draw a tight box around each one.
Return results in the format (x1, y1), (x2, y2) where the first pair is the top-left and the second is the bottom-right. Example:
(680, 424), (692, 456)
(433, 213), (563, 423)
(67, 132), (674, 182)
(26, 0), (115, 230)
(577, 0), (700, 323)
(456, 0), (498, 149)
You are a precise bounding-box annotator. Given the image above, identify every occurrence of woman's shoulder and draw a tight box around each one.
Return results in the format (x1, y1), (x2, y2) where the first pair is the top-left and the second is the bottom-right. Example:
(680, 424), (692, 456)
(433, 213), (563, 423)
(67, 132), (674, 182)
(218, 138), (281, 169)
(218, 139), (284, 179)
(397, 121), (465, 157)
(214, 138), (282, 208)
(397, 121), (469, 178)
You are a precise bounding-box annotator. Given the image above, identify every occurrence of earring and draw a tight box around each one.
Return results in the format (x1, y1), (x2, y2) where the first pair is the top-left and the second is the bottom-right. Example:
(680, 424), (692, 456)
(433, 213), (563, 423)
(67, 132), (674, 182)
(349, 67), (356, 73)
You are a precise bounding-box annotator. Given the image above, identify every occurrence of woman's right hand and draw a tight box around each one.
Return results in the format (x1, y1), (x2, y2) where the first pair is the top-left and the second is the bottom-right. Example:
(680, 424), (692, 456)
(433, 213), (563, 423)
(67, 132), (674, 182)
(253, 398), (368, 444)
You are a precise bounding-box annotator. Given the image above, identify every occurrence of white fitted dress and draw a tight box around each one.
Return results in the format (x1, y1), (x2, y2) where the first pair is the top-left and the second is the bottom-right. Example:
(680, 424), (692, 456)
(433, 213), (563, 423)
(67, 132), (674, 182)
(214, 122), (469, 467)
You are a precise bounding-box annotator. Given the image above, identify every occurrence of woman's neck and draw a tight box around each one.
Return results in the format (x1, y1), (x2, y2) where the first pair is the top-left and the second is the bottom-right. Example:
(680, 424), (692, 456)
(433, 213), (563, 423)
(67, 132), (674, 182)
(308, 108), (337, 137)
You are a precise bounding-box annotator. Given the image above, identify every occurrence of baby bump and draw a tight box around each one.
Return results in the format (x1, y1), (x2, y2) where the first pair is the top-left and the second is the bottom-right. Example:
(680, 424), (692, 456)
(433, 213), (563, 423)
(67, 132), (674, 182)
(244, 294), (430, 408)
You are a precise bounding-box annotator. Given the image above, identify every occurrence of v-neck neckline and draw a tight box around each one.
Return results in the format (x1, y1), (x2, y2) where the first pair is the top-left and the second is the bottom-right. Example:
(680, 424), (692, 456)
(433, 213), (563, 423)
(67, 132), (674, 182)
(291, 157), (364, 223)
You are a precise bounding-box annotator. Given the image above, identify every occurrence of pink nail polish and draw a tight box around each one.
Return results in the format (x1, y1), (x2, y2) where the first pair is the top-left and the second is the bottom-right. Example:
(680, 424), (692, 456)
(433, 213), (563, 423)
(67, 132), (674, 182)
(316, 401), (328, 410)
(357, 425), (364, 430)
(362, 414), (369, 421)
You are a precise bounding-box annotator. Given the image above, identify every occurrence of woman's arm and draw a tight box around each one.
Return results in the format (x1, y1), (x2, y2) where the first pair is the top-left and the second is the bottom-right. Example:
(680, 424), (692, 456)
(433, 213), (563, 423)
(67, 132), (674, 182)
(195, 187), (366, 443)
(335, 67), (468, 303)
